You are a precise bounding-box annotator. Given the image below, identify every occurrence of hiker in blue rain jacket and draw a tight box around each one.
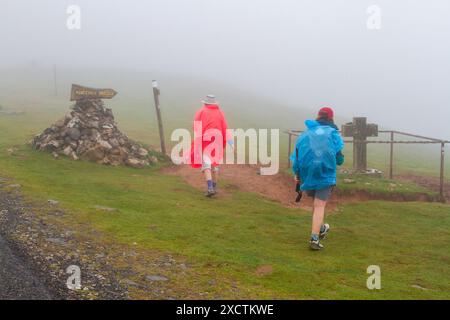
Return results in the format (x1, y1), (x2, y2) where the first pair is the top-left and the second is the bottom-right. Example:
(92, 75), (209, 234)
(291, 107), (345, 250)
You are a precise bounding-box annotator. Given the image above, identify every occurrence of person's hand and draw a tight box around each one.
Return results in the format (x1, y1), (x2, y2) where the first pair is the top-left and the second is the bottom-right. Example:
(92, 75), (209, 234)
(294, 175), (300, 183)
(336, 151), (345, 166)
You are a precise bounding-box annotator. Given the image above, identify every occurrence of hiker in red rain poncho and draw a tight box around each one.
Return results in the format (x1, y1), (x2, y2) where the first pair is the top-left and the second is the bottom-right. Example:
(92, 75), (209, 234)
(190, 95), (233, 197)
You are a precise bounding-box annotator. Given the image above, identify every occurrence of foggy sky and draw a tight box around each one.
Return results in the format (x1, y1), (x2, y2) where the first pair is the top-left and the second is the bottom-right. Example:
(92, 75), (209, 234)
(1, 0), (450, 139)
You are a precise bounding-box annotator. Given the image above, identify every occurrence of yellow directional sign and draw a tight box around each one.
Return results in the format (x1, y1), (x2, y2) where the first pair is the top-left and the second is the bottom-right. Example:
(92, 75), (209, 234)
(70, 84), (118, 101)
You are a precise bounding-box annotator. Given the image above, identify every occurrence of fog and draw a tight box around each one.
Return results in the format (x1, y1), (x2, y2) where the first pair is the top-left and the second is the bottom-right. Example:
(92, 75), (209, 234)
(1, 0), (450, 139)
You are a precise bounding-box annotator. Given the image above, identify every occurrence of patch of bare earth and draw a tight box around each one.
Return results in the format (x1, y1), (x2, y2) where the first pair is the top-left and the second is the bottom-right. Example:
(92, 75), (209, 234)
(163, 165), (345, 211)
(255, 265), (274, 277)
(163, 165), (442, 210)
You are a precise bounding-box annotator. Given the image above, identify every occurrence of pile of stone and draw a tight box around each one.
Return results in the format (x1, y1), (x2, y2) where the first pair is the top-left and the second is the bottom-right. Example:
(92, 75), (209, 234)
(31, 99), (156, 168)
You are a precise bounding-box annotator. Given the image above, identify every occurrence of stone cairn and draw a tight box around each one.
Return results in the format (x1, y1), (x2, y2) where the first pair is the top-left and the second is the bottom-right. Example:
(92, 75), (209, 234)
(31, 99), (157, 168)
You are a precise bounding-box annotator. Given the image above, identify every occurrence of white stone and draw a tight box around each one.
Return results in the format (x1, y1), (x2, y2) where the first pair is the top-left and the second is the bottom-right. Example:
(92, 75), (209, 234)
(63, 146), (73, 156)
(98, 140), (112, 150)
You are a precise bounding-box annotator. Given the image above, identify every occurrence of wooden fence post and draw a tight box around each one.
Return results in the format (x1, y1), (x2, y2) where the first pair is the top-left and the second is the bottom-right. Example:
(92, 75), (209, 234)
(288, 132), (292, 167)
(389, 131), (394, 179)
(152, 80), (167, 155)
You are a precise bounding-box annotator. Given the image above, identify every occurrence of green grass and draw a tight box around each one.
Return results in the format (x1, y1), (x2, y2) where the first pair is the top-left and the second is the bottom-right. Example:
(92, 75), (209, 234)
(1, 144), (449, 299)
(281, 168), (440, 200)
(336, 173), (439, 199)
(0, 67), (449, 299)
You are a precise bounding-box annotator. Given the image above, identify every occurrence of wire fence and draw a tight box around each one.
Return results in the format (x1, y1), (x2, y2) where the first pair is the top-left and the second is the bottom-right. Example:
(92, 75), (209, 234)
(286, 129), (450, 200)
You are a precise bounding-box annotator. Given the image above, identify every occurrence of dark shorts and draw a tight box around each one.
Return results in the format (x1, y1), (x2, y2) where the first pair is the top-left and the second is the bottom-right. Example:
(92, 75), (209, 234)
(305, 186), (334, 201)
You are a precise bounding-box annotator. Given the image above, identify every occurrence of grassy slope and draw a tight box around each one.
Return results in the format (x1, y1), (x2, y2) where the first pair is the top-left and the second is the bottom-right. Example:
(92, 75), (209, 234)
(0, 67), (449, 299)
(0, 146), (449, 299)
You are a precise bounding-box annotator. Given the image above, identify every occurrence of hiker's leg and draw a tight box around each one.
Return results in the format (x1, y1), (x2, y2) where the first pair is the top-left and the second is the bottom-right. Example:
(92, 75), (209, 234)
(203, 168), (215, 192)
(202, 155), (214, 192)
(203, 168), (212, 182)
(312, 198), (327, 235)
(310, 198), (327, 250)
(313, 187), (332, 232)
(310, 188), (331, 249)
(212, 166), (219, 189)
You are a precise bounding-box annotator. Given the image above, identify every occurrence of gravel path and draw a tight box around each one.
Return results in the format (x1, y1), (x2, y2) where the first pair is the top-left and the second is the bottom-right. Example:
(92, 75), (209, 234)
(0, 176), (127, 300)
(0, 233), (52, 299)
(0, 176), (53, 299)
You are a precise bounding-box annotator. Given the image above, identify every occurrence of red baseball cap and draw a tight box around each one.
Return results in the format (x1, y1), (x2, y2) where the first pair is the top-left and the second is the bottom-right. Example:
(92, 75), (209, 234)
(318, 106), (334, 119)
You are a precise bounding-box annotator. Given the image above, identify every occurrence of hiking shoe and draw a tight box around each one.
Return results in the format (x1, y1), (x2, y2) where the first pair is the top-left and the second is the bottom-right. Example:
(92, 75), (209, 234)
(310, 239), (324, 251)
(205, 190), (216, 198)
(319, 223), (330, 240)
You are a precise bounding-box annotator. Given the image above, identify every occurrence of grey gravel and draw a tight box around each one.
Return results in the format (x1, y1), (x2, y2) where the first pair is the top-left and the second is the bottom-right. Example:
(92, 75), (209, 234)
(145, 275), (169, 282)
(0, 234), (52, 299)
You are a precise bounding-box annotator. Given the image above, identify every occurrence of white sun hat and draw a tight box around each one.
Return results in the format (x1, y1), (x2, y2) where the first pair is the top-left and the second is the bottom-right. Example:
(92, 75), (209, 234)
(202, 94), (219, 105)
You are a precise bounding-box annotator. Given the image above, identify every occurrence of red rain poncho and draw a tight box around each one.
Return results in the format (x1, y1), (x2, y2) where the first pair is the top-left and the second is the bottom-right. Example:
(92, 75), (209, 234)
(190, 104), (229, 168)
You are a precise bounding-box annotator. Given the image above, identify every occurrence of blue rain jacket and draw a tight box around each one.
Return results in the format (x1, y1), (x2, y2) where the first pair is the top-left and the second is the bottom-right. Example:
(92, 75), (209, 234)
(291, 120), (345, 191)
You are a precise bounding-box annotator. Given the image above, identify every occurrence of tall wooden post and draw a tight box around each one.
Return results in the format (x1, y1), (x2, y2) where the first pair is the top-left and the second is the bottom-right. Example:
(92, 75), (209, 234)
(389, 131), (394, 179)
(440, 142), (445, 201)
(287, 132), (292, 167)
(152, 80), (167, 155)
(353, 117), (368, 172)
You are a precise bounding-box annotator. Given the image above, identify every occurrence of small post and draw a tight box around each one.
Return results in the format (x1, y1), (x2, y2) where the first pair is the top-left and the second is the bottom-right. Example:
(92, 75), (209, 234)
(53, 64), (58, 96)
(152, 80), (167, 155)
(440, 142), (445, 201)
(389, 131), (394, 179)
(288, 132), (292, 167)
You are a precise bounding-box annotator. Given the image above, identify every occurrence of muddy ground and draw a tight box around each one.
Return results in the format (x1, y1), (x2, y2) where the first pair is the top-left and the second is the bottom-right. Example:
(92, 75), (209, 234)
(163, 164), (445, 210)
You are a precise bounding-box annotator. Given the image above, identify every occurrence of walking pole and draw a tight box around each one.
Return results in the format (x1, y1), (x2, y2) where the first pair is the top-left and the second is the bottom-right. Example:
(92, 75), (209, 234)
(152, 80), (167, 155)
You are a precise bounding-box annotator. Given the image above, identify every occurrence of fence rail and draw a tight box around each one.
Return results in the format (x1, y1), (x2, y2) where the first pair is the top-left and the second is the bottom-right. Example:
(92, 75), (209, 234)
(286, 129), (449, 200)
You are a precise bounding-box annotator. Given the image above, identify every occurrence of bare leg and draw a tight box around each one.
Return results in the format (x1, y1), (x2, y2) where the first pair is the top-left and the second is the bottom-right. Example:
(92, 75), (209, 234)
(203, 169), (212, 182)
(212, 168), (219, 185)
(312, 198), (327, 235)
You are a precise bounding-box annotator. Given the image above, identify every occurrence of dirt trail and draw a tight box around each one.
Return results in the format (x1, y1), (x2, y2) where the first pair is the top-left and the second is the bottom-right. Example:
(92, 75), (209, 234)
(163, 165), (447, 209)
(163, 165), (345, 210)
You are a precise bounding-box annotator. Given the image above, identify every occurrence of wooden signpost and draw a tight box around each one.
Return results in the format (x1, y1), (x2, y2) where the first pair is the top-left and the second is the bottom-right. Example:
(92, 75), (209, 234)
(342, 117), (379, 172)
(70, 84), (117, 101)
